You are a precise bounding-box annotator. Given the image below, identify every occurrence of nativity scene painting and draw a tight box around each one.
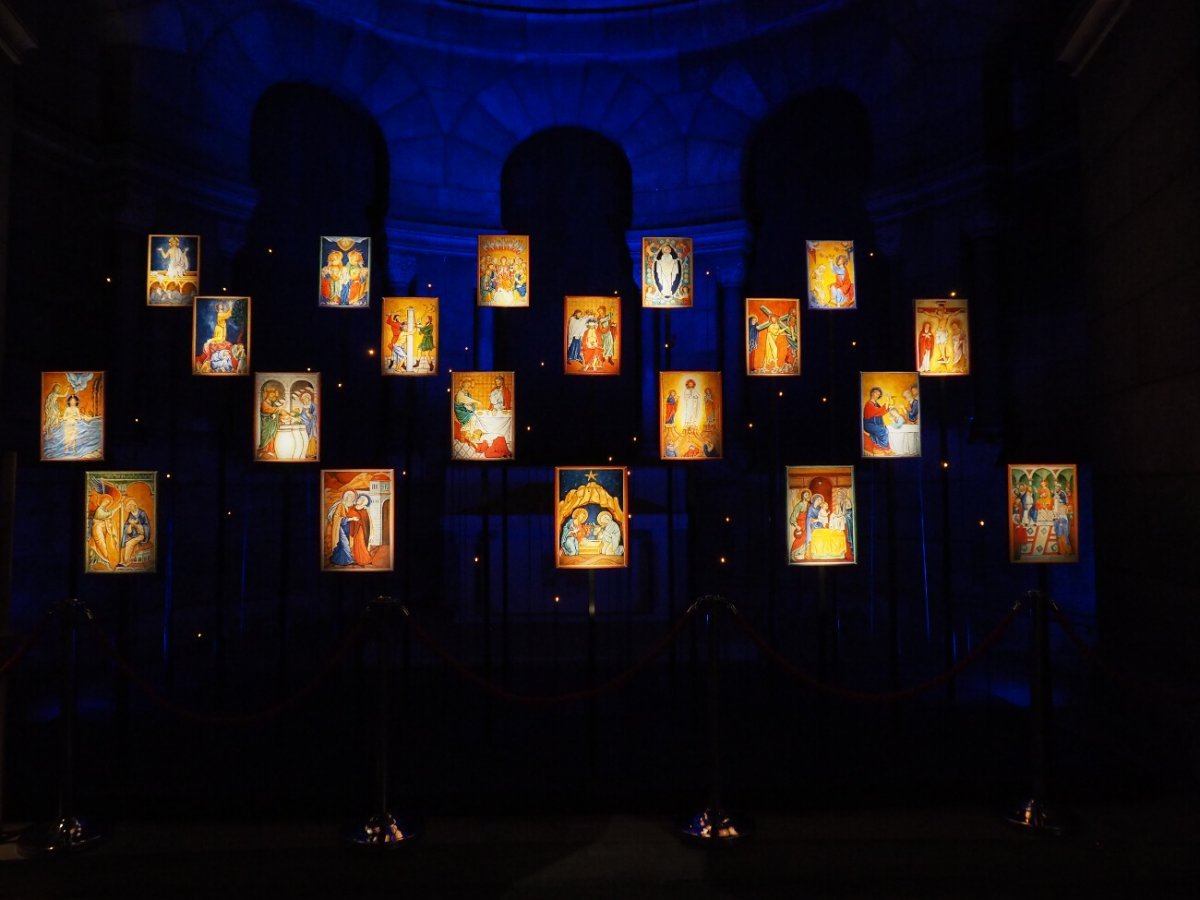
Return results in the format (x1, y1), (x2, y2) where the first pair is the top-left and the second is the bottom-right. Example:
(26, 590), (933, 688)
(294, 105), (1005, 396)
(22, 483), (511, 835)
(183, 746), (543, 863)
(146, 234), (200, 307)
(859, 371), (921, 458)
(85, 471), (156, 574)
(554, 466), (628, 569)
(642, 237), (692, 307)
(914, 298), (970, 376)
(806, 240), (856, 310)
(745, 298), (800, 376)
(320, 469), (394, 572)
(382, 297), (438, 375)
(451, 371), (515, 461)
(477, 235), (530, 307)
(254, 373), (320, 462)
(192, 296), (249, 375)
(1008, 464), (1078, 564)
(41, 371), (104, 461)
(786, 466), (856, 566)
(319, 236), (370, 307)
(564, 296), (620, 375)
(659, 371), (722, 459)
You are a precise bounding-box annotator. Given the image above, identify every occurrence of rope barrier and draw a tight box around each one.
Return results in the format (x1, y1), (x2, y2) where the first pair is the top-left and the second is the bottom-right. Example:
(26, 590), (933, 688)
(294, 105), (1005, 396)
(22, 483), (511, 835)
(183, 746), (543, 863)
(0, 615), (51, 682)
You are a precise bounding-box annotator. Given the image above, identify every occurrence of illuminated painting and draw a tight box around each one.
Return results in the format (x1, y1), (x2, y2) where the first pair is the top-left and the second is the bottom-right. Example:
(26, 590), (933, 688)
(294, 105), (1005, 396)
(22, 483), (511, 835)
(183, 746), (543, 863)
(659, 371), (722, 459)
(915, 298), (970, 376)
(806, 240), (856, 310)
(746, 298), (800, 376)
(477, 235), (530, 307)
(555, 467), (629, 569)
(321, 469), (394, 572)
(787, 466), (856, 566)
(860, 372), (921, 458)
(382, 297), (438, 375)
(85, 471), (156, 574)
(451, 371), (515, 461)
(254, 372), (320, 462)
(1008, 464), (1078, 564)
(192, 296), (250, 375)
(319, 236), (370, 307)
(147, 234), (200, 307)
(41, 371), (104, 462)
(564, 296), (620, 375)
(642, 237), (692, 307)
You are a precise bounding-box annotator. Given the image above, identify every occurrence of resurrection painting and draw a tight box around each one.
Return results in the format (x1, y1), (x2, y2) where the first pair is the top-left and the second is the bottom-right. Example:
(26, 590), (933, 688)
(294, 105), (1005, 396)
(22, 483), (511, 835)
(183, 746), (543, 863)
(451, 371), (515, 461)
(319, 236), (370, 307)
(321, 469), (394, 572)
(477, 235), (530, 307)
(746, 298), (800, 376)
(1008, 464), (1078, 564)
(915, 298), (970, 375)
(254, 372), (320, 462)
(786, 466), (856, 566)
(146, 234), (200, 307)
(41, 371), (104, 461)
(555, 466), (629, 569)
(659, 371), (722, 459)
(192, 296), (250, 375)
(564, 296), (620, 375)
(860, 371), (921, 458)
(85, 471), (156, 574)
(806, 240), (856, 310)
(642, 237), (693, 307)
(382, 296), (438, 375)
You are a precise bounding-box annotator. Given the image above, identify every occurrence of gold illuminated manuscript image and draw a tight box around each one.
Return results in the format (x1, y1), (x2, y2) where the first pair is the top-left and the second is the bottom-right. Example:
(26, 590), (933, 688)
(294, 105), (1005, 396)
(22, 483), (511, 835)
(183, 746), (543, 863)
(477, 235), (530, 307)
(746, 298), (800, 376)
(555, 466), (628, 569)
(787, 466), (856, 566)
(41, 371), (104, 462)
(642, 237), (692, 308)
(319, 236), (370, 307)
(806, 240), (856, 310)
(660, 371), (722, 459)
(451, 371), (515, 461)
(860, 371), (920, 458)
(915, 298), (969, 376)
(147, 234), (200, 306)
(192, 296), (250, 375)
(382, 297), (438, 375)
(85, 471), (156, 574)
(321, 469), (394, 572)
(1008, 464), (1078, 564)
(254, 373), (320, 462)
(564, 296), (620, 375)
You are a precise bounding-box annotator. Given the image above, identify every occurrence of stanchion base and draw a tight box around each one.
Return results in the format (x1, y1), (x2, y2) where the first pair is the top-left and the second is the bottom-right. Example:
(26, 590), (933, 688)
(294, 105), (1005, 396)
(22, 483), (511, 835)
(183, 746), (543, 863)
(17, 816), (106, 855)
(1005, 798), (1067, 836)
(344, 812), (419, 848)
(679, 807), (751, 844)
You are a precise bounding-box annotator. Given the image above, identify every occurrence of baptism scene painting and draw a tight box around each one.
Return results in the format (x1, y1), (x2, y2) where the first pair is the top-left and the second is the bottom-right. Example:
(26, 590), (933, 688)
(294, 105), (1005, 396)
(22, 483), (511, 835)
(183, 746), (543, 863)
(85, 471), (156, 574)
(860, 371), (921, 458)
(320, 469), (394, 572)
(477, 235), (529, 307)
(806, 240), (856, 310)
(915, 298), (970, 375)
(642, 237), (692, 308)
(564, 296), (620, 374)
(382, 297), (438, 375)
(41, 371), (104, 461)
(451, 371), (515, 461)
(659, 371), (722, 459)
(146, 234), (200, 306)
(192, 296), (249, 375)
(254, 373), (320, 462)
(786, 466), (856, 566)
(319, 236), (370, 307)
(554, 466), (628, 569)
(1008, 464), (1078, 564)
(745, 298), (800, 376)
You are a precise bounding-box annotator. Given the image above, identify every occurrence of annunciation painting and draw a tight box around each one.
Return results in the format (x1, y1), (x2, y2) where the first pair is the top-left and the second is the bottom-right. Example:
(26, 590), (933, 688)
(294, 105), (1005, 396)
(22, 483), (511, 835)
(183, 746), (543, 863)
(254, 373), (320, 462)
(806, 240), (856, 310)
(642, 237), (692, 307)
(659, 371), (722, 459)
(746, 298), (800, 375)
(1008, 464), (1078, 564)
(85, 471), (156, 574)
(41, 371), (104, 461)
(321, 469), (394, 572)
(564, 296), (620, 374)
(478, 235), (530, 307)
(319, 236), (370, 307)
(860, 372), (920, 458)
(382, 297), (438, 375)
(555, 466), (628, 568)
(147, 234), (200, 306)
(192, 296), (249, 375)
(915, 298), (969, 375)
(451, 371), (515, 461)
(787, 466), (856, 565)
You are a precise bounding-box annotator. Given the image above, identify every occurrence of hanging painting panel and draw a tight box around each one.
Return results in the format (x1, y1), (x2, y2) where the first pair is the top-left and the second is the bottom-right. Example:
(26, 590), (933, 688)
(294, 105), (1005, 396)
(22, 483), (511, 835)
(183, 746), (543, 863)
(659, 371), (722, 459)
(320, 469), (394, 572)
(451, 371), (515, 461)
(554, 466), (629, 568)
(41, 371), (104, 461)
(786, 465), (856, 565)
(860, 371), (921, 458)
(319, 236), (370, 307)
(806, 240), (856, 310)
(914, 298), (970, 376)
(85, 471), (156, 574)
(254, 372), (320, 462)
(147, 234), (200, 306)
(477, 235), (530, 307)
(641, 237), (693, 308)
(564, 296), (620, 375)
(746, 298), (800, 376)
(382, 297), (438, 375)
(1008, 464), (1078, 563)
(192, 296), (250, 375)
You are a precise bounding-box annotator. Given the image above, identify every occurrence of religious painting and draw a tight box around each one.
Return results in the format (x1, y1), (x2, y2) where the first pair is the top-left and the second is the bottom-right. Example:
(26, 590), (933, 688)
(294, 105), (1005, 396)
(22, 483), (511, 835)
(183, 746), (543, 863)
(806, 240), (856, 310)
(41, 371), (104, 462)
(860, 371), (921, 458)
(477, 235), (530, 307)
(915, 298), (970, 376)
(564, 296), (620, 375)
(254, 372), (320, 462)
(319, 236), (370, 307)
(192, 296), (250, 375)
(320, 469), (394, 572)
(381, 297), (438, 375)
(642, 237), (692, 308)
(146, 234), (200, 307)
(555, 466), (629, 569)
(85, 471), (156, 574)
(1008, 464), (1078, 564)
(746, 298), (800, 376)
(451, 371), (515, 461)
(659, 371), (722, 459)
(786, 466), (856, 566)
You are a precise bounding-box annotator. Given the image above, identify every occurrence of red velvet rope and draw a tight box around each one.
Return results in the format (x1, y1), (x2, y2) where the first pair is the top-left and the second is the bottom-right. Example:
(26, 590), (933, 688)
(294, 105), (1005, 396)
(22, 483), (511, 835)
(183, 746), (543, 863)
(0, 616), (50, 681)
